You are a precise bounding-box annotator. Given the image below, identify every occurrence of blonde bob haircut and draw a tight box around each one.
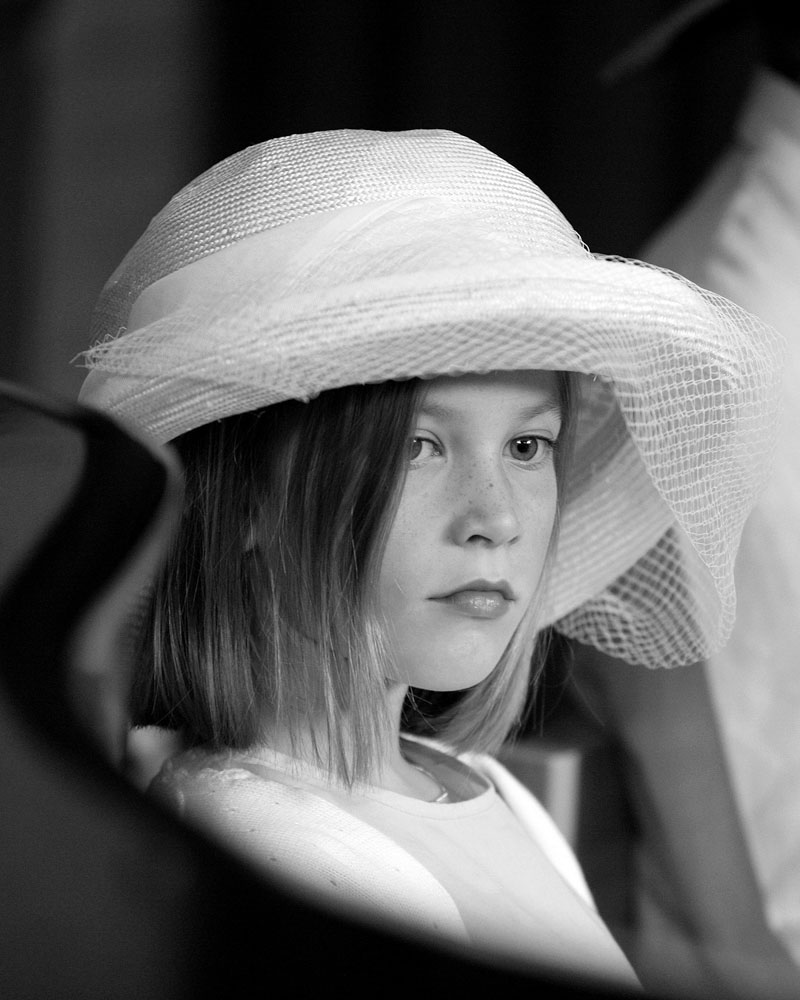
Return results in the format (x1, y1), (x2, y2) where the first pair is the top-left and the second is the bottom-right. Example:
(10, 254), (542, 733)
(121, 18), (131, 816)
(132, 371), (576, 785)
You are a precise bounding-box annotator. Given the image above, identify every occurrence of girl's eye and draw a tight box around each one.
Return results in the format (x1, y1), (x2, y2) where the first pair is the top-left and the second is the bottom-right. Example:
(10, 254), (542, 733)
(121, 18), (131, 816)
(408, 437), (440, 463)
(508, 436), (551, 462)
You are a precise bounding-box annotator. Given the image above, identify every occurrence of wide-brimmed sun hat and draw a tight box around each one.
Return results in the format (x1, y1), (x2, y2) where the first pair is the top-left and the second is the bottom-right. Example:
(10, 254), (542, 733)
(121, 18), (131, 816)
(79, 128), (784, 669)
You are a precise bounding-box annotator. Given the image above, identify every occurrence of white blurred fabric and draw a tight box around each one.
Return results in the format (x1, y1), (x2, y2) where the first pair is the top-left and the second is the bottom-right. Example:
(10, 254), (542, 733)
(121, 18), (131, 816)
(149, 741), (639, 987)
(642, 67), (800, 964)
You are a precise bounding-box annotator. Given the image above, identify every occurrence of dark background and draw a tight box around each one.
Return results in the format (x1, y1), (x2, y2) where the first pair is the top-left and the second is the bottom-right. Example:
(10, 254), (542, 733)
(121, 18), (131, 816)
(1, 0), (762, 403)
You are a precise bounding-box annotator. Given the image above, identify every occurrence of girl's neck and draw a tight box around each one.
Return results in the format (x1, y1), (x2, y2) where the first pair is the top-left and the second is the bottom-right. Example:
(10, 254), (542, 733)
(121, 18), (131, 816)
(380, 683), (447, 800)
(259, 683), (449, 802)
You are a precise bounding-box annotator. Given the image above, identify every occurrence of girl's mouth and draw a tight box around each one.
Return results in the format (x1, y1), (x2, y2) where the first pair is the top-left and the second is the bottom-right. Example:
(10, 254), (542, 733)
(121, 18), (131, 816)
(431, 580), (515, 619)
(437, 589), (512, 619)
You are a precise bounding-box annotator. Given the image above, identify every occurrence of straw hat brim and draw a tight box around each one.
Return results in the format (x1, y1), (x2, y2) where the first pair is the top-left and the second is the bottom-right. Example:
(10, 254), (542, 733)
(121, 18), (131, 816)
(82, 252), (751, 436)
(81, 251), (780, 658)
(77, 129), (785, 668)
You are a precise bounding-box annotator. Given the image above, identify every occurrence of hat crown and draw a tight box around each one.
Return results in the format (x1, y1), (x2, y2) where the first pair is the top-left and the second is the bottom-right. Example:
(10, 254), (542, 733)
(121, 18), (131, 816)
(91, 129), (585, 342)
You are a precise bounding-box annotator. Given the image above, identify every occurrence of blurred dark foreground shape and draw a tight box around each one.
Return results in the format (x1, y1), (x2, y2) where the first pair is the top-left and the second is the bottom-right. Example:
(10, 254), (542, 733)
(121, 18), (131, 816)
(0, 380), (644, 1000)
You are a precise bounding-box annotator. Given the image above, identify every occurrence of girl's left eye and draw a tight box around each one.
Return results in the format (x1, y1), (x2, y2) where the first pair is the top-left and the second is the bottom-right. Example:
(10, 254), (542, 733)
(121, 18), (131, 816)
(408, 437), (441, 463)
(508, 436), (550, 462)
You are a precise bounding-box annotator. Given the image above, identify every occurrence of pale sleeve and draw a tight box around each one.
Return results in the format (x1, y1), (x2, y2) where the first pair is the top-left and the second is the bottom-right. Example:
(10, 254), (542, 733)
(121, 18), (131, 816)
(150, 761), (470, 945)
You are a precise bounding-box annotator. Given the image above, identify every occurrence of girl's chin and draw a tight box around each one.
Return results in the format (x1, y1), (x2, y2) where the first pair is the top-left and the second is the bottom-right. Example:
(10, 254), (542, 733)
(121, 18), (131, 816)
(392, 661), (501, 693)
(387, 631), (515, 691)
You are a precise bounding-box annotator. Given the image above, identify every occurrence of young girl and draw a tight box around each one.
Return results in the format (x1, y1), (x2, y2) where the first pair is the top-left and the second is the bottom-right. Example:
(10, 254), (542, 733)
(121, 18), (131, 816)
(78, 129), (782, 989)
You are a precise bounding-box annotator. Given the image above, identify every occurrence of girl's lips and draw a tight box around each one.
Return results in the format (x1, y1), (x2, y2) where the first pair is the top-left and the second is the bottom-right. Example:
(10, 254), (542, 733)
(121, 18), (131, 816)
(434, 589), (513, 619)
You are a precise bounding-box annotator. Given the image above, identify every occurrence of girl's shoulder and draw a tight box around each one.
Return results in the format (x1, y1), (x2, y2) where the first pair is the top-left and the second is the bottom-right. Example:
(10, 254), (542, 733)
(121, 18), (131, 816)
(461, 747), (594, 906)
(404, 736), (593, 905)
(148, 744), (339, 823)
(148, 744), (470, 942)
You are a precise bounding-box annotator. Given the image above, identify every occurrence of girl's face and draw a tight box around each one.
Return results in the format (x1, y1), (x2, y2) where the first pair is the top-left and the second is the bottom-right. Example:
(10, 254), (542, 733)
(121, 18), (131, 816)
(378, 370), (562, 691)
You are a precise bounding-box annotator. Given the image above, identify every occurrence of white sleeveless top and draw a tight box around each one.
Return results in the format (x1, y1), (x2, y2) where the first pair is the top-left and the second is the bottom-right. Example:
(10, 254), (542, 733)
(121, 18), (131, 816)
(150, 737), (639, 990)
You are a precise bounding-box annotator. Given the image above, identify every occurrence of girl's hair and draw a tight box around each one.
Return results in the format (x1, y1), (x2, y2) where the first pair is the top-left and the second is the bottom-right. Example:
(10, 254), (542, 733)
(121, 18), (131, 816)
(132, 372), (576, 785)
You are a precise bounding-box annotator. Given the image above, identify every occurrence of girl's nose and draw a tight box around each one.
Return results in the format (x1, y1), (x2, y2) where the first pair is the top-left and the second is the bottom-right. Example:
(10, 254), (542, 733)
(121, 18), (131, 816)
(448, 467), (521, 547)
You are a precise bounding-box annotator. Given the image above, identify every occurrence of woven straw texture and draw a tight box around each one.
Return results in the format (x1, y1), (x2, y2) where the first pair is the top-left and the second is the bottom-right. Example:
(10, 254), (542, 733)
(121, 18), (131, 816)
(79, 129), (785, 669)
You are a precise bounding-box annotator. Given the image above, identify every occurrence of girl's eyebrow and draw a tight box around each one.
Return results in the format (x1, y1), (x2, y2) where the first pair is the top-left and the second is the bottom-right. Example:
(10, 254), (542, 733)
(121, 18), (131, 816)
(419, 397), (563, 422)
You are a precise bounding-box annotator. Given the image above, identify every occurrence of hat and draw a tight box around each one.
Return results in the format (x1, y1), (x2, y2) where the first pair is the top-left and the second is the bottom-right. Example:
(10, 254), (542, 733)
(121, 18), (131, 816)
(79, 128), (784, 668)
